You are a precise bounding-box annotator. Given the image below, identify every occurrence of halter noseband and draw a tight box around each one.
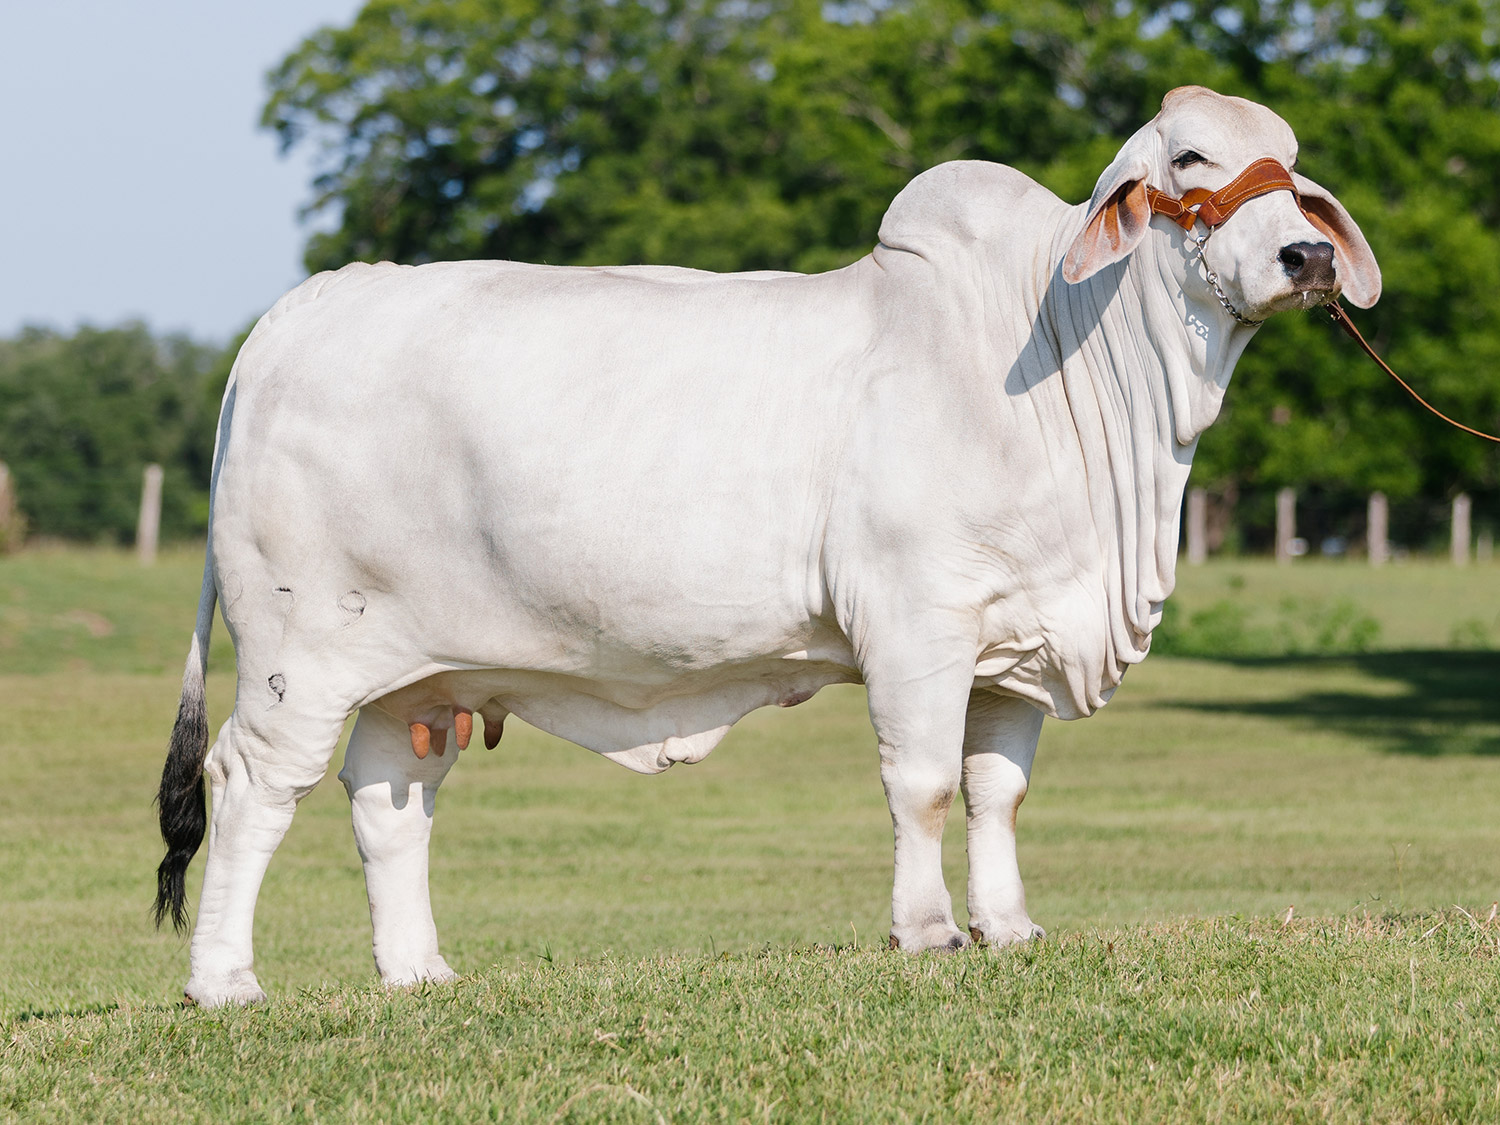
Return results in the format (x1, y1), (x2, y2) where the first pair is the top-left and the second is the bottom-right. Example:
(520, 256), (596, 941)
(1144, 156), (1300, 326)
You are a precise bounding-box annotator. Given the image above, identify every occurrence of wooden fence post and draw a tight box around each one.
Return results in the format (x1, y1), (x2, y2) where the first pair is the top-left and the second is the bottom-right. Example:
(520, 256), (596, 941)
(1452, 493), (1472, 567)
(1186, 487), (1207, 565)
(137, 463), (163, 566)
(1367, 491), (1388, 567)
(1275, 487), (1296, 565)
(0, 462), (18, 553)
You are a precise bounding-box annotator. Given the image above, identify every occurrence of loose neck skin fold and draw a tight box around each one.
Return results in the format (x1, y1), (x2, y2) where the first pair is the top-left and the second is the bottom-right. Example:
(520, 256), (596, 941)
(1037, 211), (1256, 660)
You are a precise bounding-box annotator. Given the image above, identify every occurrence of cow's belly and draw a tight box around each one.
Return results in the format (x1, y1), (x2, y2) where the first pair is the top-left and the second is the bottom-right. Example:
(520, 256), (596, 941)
(367, 644), (859, 774)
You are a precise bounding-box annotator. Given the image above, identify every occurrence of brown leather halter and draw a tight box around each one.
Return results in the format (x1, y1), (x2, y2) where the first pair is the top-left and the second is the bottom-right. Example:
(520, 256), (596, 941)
(1149, 156), (1500, 442)
(1145, 156), (1299, 232)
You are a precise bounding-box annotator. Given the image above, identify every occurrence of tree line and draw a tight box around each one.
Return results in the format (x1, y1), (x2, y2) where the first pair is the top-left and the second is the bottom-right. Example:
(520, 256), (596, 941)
(0, 324), (232, 544)
(4, 0), (1499, 547)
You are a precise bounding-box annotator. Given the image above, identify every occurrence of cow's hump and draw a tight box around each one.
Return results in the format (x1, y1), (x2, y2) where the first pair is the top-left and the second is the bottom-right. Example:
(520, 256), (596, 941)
(877, 161), (1063, 261)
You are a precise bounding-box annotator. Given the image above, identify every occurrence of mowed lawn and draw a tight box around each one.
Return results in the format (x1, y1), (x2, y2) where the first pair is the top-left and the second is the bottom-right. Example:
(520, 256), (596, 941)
(2, 545), (1500, 1121)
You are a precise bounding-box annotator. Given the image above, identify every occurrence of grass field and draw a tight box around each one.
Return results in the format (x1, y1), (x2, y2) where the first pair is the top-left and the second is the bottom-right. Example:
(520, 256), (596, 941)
(3, 545), (1500, 1121)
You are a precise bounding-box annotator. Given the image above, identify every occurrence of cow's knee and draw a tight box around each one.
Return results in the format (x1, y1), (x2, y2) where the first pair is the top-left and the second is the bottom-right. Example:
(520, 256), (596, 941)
(881, 756), (959, 838)
(962, 751), (1028, 822)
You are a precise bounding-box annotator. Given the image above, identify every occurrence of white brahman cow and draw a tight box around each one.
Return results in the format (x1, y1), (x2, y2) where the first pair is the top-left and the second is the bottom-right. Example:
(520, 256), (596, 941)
(155, 85), (1379, 1006)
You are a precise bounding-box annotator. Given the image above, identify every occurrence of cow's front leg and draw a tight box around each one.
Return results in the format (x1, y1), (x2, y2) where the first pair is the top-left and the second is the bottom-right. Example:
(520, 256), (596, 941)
(962, 690), (1045, 946)
(338, 706), (460, 987)
(866, 648), (976, 953)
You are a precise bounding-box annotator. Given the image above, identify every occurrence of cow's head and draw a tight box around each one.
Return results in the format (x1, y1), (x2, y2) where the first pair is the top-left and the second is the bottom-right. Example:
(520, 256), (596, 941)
(1061, 86), (1381, 321)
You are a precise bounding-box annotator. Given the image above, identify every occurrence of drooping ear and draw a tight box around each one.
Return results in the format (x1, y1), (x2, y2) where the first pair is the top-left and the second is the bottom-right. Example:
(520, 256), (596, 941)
(1294, 172), (1382, 308)
(1062, 125), (1156, 283)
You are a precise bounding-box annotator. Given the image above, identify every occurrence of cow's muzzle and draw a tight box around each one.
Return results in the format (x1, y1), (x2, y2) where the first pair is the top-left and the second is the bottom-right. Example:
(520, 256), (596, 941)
(1279, 240), (1337, 292)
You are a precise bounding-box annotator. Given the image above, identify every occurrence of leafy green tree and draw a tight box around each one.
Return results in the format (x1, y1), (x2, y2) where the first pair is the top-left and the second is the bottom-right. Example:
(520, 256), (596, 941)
(0, 324), (224, 543)
(265, 0), (1500, 547)
(262, 0), (1123, 274)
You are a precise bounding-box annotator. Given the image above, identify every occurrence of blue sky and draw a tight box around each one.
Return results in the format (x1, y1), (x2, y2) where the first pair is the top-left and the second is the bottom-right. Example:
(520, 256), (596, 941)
(1, 0), (363, 343)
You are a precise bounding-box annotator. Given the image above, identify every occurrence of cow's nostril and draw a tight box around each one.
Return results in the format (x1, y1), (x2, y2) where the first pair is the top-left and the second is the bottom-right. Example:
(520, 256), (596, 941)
(1280, 241), (1336, 288)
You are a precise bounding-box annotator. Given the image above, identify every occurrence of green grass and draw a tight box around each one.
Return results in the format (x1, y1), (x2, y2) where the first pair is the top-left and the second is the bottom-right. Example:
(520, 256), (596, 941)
(3, 546), (1500, 1120)
(6, 917), (1500, 1123)
(0, 543), (234, 675)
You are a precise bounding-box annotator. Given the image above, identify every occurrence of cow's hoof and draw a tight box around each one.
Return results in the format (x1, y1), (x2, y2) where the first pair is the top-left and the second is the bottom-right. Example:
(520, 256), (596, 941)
(183, 969), (268, 1008)
(968, 919), (1045, 948)
(381, 957), (459, 988)
(888, 924), (970, 954)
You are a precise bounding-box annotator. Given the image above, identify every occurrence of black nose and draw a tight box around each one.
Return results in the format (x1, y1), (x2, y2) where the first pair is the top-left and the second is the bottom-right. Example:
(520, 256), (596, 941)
(1279, 241), (1336, 290)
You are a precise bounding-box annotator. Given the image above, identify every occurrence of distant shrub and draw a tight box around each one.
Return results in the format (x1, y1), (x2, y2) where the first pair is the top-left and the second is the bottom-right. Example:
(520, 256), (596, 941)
(1448, 618), (1493, 650)
(1155, 595), (1383, 658)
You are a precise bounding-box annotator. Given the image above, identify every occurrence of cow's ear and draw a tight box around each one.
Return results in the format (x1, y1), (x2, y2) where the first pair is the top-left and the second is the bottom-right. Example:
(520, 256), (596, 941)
(1294, 172), (1381, 309)
(1062, 129), (1155, 284)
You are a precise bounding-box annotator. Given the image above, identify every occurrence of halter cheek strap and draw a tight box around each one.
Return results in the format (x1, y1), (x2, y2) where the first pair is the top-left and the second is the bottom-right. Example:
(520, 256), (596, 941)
(1144, 156), (1300, 231)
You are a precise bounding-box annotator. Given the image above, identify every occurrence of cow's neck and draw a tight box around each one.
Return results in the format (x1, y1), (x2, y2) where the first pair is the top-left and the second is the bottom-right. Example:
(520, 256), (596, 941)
(1039, 227), (1255, 661)
(1134, 232), (1258, 447)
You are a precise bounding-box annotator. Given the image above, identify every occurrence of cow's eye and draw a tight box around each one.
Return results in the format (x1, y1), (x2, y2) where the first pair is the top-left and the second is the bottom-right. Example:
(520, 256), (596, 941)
(1172, 150), (1206, 168)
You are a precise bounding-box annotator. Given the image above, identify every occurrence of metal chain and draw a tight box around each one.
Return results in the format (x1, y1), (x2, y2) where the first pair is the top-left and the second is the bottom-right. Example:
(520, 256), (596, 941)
(1187, 227), (1263, 327)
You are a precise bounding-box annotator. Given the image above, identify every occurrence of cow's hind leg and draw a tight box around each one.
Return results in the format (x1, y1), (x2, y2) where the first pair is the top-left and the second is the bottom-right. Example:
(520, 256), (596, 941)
(338, 706), (459, 987)
(186, 703), (346, 1006)
(962, 690), (1045, 947)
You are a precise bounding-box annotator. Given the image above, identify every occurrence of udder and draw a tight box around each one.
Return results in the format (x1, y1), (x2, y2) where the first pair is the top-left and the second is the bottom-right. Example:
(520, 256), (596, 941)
(369, 662), (856, 773)
(400, 704), (507, 759)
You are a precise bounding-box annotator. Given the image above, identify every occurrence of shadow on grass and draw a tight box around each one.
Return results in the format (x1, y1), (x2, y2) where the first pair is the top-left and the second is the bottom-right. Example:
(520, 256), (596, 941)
(1164, 650), (1500, 756)
(11, 1001), (121, 1023)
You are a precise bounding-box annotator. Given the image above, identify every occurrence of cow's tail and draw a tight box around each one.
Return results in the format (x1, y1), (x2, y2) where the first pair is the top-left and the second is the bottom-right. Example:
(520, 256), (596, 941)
(154, 330), (247, 933)
(153, 551), (217, 932)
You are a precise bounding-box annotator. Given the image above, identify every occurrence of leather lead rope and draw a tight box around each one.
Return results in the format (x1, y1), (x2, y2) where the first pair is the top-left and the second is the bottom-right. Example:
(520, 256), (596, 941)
(1327, 301), (1500, 443)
